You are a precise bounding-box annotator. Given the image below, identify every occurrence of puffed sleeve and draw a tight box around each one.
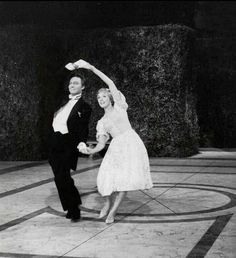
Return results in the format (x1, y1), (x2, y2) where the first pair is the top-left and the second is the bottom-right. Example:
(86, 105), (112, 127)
(113, 90), (128, 111)
(96, 120), (110, 142)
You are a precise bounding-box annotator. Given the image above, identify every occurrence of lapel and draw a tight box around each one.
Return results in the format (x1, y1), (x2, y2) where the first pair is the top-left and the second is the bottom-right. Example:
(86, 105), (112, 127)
(68, 97), (84, 121)
(54, 96), (68, 114)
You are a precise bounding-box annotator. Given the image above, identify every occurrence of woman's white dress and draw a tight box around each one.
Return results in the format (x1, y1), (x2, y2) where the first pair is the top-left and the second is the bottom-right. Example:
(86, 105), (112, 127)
(96, 89), (153, 196)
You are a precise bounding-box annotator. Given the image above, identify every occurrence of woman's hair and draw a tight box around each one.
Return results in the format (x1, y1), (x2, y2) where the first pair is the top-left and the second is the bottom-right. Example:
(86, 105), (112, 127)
(97, 88), (114, 106)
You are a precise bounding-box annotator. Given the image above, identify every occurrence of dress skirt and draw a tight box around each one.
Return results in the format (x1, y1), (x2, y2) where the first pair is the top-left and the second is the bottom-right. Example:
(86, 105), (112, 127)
(97, 129), (153, 196)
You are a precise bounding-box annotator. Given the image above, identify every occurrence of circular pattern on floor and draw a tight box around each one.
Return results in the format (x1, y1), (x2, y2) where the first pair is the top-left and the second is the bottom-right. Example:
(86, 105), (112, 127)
(48, 183), (236, 223)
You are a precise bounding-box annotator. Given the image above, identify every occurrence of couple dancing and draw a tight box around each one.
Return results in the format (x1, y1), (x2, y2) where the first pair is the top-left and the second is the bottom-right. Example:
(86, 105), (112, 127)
(48, 59), (153, 224)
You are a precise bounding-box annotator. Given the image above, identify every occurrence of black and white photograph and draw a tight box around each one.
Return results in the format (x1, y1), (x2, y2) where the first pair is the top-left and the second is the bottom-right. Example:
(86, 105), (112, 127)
(0, 1), (236, 257)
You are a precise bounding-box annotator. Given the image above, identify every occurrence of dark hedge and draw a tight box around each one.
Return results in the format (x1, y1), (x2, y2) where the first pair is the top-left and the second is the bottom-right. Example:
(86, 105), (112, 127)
(0, 26), (41, 160)
(0, 26), (67, 160)
(195, 36), (236, 148)
(0, 24), (199, 160)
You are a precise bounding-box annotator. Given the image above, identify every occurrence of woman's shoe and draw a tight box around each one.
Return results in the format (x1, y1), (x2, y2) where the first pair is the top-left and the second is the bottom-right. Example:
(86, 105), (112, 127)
(98, 208), (109, 219)
(105, 215), (115, 224)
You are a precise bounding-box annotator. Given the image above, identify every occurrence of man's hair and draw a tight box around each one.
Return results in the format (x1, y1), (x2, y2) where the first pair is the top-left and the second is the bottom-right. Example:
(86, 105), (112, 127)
(63, 70), (86, 92)
(70, 70), (86, 86)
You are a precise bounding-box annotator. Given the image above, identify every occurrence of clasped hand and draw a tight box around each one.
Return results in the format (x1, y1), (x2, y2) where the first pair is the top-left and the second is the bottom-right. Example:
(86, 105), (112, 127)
(65, 59), (92, 71)
(73, 59), (92, 70)
(80, 148), (93, 155)
(77, 142), (93, 155)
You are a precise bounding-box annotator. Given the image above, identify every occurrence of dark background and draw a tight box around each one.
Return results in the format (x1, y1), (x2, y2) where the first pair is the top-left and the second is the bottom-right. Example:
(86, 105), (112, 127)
(0, 1), (196, 29)
(0, 1), (235, 160)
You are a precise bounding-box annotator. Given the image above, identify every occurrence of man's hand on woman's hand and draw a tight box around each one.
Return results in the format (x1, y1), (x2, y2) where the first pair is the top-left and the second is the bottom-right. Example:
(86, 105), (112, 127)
(79, 148), (89, 155)
(77, 142), (94, 155)
(65, 59), (92, 71)
(77, 142), (88, 154)
(79, 147), (94, 155)
(73, 59), (92, 70)
(65, 63), (75, 71)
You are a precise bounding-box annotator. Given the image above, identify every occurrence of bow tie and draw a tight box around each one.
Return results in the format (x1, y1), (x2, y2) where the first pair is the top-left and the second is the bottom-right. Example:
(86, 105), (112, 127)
(68, 94), (81, 100)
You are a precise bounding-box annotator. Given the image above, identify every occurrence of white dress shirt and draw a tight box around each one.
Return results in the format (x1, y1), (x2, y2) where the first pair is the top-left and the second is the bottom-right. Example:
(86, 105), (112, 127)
(52, 94), (81, 134)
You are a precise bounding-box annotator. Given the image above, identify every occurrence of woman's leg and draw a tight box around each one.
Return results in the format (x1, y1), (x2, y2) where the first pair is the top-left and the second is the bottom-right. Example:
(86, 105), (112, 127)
(106, 191), (127, 223)
(99, 195), (112, 218)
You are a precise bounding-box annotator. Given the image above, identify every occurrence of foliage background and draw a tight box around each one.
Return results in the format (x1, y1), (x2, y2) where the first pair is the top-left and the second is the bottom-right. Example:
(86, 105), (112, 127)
(194, 36), (236, 148)
(0, 24), (199, 160)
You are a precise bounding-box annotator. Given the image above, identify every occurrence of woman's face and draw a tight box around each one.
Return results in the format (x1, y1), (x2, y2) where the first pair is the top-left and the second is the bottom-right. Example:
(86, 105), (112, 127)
(68, 77), (84, 95)
(97, 91), (111, 109)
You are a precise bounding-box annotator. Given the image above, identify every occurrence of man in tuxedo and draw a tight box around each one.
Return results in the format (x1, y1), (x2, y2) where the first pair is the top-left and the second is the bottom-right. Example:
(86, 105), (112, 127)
(48, 71), (92, 222)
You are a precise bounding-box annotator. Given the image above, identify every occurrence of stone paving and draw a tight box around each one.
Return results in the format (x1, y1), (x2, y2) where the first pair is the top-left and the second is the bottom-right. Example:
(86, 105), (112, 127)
(0, 149), (235, 258)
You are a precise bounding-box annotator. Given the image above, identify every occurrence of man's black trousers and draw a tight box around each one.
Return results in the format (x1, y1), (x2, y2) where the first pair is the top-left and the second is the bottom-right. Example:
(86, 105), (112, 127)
(48, 132), (81, 211)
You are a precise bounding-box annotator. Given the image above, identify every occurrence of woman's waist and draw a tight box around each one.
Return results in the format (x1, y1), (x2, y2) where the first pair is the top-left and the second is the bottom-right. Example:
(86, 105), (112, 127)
(111, 128), (135, 138)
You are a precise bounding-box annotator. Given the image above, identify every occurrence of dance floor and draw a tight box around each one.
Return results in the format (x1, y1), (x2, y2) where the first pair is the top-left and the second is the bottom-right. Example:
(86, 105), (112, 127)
(0, 149), (236, 258)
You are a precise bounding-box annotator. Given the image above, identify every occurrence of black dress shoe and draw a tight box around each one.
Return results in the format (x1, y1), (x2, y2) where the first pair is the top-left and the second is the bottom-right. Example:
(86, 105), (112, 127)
(71, 216), (80, 222)
(66, 211), (71, 219)
(71, 213), (81, 222)
(69, 208), (81, 222)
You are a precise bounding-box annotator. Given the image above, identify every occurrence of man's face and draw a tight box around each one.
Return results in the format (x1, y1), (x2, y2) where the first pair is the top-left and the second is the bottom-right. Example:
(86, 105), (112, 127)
(68, 77), (84, 95)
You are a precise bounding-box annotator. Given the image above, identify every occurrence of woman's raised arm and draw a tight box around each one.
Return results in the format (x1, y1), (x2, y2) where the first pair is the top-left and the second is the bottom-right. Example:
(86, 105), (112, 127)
(73, 59), (120, 98)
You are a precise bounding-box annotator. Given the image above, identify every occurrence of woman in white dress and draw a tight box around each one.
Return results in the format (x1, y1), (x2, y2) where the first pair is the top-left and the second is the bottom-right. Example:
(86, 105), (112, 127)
(75, 59), (153, 224)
